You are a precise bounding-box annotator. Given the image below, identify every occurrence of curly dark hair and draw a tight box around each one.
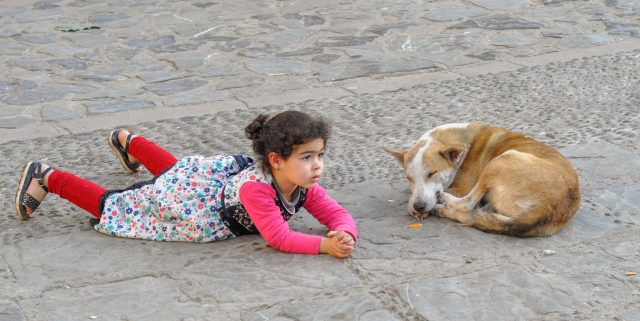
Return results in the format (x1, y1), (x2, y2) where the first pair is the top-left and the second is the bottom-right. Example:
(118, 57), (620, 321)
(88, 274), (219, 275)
(245, 110), (330, 171)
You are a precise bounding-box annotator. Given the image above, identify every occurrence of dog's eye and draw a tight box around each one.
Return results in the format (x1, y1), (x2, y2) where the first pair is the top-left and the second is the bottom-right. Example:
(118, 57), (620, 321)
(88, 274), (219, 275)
(406, 176), (413, 183)
(427, 171), (437, 178)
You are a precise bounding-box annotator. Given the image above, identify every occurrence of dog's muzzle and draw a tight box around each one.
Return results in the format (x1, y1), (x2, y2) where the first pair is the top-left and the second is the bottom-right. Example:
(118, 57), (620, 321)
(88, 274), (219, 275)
(413, 201), (427, 212)
(410, 192), (443, 219)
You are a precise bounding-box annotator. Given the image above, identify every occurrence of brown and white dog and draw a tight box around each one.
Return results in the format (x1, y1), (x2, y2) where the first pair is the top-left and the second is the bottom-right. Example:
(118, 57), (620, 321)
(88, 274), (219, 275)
(384, 122), (580, 237)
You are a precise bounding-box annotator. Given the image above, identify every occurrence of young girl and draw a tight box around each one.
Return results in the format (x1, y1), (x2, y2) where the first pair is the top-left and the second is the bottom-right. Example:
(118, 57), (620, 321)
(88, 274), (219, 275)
(15, 111), (356, 258)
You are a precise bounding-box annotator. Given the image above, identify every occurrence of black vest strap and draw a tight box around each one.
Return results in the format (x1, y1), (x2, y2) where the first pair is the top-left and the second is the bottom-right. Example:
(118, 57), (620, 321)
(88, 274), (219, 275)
(219, 155), (255, 235)
(219, 185), (253, 236)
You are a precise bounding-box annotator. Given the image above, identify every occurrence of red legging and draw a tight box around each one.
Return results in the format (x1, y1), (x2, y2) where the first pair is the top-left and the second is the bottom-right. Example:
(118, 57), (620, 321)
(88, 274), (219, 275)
(47, 136), (178, 218)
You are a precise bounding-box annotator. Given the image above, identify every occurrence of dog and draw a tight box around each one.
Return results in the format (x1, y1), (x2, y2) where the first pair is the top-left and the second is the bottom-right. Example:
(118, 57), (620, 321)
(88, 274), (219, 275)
(384, 122), (580, 237)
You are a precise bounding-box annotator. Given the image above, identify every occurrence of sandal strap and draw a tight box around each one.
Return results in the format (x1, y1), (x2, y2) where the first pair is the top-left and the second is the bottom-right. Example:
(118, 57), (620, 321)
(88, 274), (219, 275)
(123, 131), (134, 155)
(33, 163), (53, 193)
(22, 193), (41, 213)
(39, 166), (53, 193)
(109, 129), (141, 173)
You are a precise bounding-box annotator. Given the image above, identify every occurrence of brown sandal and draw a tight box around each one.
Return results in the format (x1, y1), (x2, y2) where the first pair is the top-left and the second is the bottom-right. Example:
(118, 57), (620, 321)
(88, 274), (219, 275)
(108, 129), (141, 173)
(15, 161), (53, 221)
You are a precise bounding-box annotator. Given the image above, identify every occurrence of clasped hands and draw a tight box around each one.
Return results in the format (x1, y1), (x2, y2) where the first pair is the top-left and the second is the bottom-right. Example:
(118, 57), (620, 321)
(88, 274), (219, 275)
(320, 230), (355, 258)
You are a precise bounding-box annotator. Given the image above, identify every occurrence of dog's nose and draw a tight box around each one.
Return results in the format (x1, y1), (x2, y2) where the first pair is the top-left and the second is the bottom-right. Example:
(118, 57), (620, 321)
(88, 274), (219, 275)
(413, 201), (427, 212)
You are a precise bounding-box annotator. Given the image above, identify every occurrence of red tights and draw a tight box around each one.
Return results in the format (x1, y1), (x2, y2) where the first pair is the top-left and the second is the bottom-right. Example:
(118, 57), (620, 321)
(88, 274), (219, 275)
(47, 136), (178, 218)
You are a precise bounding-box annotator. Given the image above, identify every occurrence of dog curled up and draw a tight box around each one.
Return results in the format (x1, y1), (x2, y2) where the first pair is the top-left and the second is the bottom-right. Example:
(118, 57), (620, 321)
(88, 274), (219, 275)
(384, 122), (580, 237)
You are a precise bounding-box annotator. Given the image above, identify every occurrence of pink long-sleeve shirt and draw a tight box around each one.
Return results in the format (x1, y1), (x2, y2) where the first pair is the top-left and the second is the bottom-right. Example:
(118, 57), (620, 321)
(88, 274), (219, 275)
(239, 181), (357, 254)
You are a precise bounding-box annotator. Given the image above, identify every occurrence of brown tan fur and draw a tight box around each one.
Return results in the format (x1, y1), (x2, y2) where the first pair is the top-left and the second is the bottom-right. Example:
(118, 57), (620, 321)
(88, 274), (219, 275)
(385, 122), (580, 237)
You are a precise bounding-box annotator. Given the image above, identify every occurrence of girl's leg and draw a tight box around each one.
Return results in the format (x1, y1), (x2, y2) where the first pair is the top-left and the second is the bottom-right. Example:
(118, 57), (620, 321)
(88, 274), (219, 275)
(47, 169), (106, 218)
(118, 131), (177, 176)
(17, 163), (105, 219)
(128, 136), (178, 176)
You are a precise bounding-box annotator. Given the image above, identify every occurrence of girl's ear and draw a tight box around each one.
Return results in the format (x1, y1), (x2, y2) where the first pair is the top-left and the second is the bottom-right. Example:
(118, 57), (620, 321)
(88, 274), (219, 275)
(267, 152), (282, 170)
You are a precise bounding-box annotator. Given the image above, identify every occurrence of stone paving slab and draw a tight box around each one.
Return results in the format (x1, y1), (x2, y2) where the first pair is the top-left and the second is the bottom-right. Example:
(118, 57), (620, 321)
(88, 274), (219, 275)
(241, 292), (400, 321)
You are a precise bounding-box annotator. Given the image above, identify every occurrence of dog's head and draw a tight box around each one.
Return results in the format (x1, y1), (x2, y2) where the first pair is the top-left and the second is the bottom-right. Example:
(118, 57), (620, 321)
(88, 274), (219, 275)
(385, 127), (467, 219)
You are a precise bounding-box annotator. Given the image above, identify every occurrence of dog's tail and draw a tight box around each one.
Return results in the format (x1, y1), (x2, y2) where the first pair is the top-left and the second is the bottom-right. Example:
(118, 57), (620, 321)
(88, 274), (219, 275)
(470, 212), (553, 237)
(470, 187), (581, 237)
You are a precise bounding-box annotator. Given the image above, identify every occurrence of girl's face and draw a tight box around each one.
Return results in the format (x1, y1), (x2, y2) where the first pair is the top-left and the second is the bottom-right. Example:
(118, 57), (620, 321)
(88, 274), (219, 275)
(275, 138), (325, 189)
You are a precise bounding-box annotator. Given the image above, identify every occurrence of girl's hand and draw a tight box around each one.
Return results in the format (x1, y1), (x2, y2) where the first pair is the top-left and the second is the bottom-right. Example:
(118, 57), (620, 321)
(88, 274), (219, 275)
(320, 231), (355, 258)
(327, 230), (355, 247)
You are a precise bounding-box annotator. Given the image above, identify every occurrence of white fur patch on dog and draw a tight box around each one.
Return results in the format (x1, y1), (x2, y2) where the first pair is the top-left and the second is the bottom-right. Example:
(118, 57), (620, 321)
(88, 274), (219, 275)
(492, 214), (514, 222)
(433, 123), (470, 131)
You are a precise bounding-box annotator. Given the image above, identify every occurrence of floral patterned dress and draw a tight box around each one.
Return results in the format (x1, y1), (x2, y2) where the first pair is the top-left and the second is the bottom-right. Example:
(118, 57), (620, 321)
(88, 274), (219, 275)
(93, 154), (282, 242)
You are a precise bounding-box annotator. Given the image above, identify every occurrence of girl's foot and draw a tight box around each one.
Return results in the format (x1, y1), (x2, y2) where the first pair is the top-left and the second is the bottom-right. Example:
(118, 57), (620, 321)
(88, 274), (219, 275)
(15, 161), (53, 221)
(108, 129), (141, 173)
(117, 130), (138, 164)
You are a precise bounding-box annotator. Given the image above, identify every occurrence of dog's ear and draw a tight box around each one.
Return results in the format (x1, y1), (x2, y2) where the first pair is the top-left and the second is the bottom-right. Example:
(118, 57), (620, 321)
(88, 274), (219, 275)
(383, 147), (408, 164)
(440, 145), (466, 167)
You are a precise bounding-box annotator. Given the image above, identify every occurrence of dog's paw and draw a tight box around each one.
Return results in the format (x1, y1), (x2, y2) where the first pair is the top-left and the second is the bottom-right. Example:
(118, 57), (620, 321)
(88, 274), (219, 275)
(439, 192), (455, 205)
(433, 203), (446, 217)
(439, 192), (467, 211)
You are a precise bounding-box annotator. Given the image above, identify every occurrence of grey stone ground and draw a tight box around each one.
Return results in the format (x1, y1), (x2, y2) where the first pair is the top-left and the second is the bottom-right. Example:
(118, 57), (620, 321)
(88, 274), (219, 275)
(1, 1), (640, 320)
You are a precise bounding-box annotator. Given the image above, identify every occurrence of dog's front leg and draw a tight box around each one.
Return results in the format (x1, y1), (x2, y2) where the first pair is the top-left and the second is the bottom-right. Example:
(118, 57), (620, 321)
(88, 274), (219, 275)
(437, 184), (486, 225)
(436, 193), (473, 224)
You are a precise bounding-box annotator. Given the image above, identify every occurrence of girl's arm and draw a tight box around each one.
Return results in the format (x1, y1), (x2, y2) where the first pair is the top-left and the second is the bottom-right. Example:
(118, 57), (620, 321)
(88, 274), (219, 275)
(239, 182), (323, 254)
(302, 184), (358, 241)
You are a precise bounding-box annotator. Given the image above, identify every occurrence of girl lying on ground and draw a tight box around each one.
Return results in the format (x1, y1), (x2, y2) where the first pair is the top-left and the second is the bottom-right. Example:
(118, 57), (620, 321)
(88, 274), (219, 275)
(15, 110), (357, 258)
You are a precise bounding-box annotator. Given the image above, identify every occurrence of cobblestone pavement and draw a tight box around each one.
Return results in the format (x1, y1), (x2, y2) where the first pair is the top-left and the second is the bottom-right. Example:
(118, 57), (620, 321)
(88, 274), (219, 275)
(1, 1), (640, 321)
(2, 0), (640, 133)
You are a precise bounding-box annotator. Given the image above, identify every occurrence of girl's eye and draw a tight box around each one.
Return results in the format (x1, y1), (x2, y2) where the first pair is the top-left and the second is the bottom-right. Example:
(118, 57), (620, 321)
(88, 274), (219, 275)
(302, 155), (311, 160)
(318, 153), (324, 158)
